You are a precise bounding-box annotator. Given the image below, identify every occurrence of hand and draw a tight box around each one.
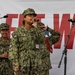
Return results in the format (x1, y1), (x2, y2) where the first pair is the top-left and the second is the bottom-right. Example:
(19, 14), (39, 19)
(1, 52), (8, 58)
(13, 66), (19, 72)
(38, 26), (47, 30)
(32, 21), (38, 28)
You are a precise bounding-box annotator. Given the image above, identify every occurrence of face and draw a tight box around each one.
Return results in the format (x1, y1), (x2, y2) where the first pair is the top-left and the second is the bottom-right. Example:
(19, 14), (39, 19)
(24, 14), (36, 24)
(0, 29), (9, 38)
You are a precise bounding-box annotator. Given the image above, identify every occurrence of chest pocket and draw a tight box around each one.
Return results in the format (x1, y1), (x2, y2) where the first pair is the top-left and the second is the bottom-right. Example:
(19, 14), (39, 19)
(18, 30), (37, 42)
(18, 33), (36, 49)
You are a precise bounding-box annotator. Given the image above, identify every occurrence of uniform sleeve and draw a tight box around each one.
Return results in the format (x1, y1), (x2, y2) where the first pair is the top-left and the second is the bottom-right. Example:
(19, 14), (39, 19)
(8, 30), (19, 67)
(47, 27), (60, 45)
(35, 28), (45, 44)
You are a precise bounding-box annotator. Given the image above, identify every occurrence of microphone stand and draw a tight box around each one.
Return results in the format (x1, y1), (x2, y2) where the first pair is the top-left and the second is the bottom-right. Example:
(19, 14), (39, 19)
(58, 22), (75, 75)
(0, 17), (4, 19)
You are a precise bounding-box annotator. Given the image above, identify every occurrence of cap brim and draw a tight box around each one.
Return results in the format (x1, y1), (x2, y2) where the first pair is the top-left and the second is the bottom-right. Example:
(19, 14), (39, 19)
(26, 13), (37, 17)
(1, 29), (9, 30)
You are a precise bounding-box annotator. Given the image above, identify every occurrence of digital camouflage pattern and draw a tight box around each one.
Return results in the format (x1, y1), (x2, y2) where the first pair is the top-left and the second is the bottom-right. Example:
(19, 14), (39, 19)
(22, 8), (37, 17)
(37, 22), (60, 45)
(8, 25), (50, 75)
(9, 24), (60, 75)
(0, 38), (14, 75)
(0, 23), (9, 30)
(46, 27), (60, 45)
(31, 22), (60, 74)
(35, 24), (60, 75)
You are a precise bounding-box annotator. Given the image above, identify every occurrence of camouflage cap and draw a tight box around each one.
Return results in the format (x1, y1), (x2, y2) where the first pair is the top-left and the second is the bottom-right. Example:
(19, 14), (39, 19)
(0, 23), (9, 30)
(22, 8), (37, 17)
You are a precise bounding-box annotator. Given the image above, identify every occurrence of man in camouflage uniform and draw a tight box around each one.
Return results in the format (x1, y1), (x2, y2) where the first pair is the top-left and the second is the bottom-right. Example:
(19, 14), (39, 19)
(9, 8), (60, 75)
(32, 20), (60, 75)
(9, 8), (38, 75)
(0, 23), (14, 75)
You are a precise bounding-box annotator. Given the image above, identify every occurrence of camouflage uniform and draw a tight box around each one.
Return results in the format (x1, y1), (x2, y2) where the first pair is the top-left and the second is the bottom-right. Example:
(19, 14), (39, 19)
(9, 26), (43, 75)
(36, 22), (60, 71)
(37, 22), (60, 45)
(0, 23), (14, 75)
(9, 8), (60, 75)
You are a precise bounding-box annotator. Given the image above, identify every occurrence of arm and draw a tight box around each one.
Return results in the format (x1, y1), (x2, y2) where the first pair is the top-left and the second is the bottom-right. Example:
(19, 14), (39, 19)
(47, 27), (60, 45)
(37, 25), (60, 45)
(0, 39), (10, 58)
(0, 52), (8, 58)
(8, 30), (19, 72)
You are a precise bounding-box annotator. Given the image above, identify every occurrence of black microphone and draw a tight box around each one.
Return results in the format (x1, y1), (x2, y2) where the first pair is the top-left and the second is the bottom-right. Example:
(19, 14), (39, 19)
(0, 15), (8, 19)
(3, 15), (8, 18)
(68, 19), (75, 23)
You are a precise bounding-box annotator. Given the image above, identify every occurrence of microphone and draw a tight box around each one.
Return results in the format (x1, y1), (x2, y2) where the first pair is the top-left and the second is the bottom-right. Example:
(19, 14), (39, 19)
(68, 19), (75, 23)
(3, 15), (8, 18)
(32, 18), (39, 22)
(0, 15), (8, 19)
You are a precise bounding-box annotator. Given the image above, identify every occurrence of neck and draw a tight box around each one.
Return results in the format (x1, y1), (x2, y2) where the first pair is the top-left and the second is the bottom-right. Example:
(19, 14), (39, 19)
(24, 23), (32, 30)
(1, 37), (8, 42)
